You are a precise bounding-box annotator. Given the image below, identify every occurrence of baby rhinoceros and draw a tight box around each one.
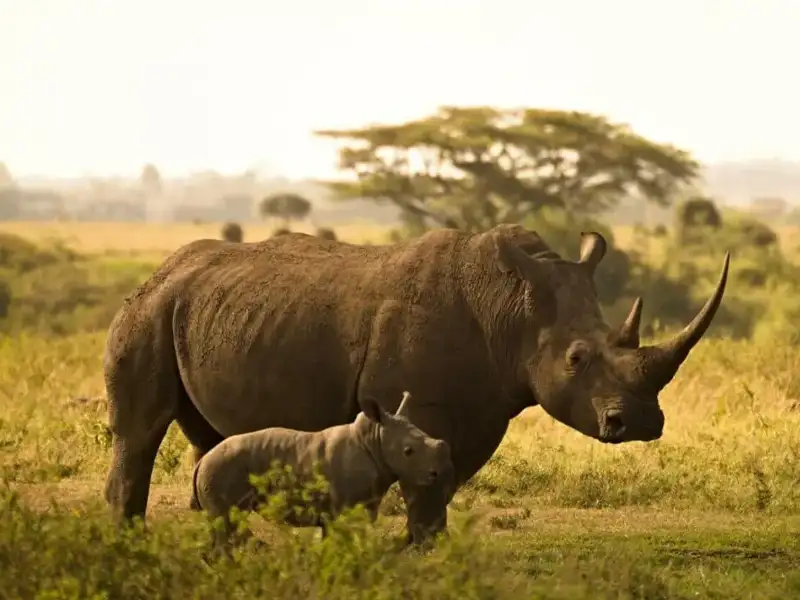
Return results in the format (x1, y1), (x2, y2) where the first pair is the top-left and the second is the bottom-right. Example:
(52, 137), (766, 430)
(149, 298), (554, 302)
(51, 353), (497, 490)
(191, 391), (453, 550)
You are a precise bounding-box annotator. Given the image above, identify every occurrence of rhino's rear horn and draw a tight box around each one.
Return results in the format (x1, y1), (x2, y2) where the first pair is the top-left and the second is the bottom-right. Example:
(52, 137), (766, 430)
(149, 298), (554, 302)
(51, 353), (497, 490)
(578, 232), (607, 274)
(614, 297), (643, 349)
(640, 252), (730, 390)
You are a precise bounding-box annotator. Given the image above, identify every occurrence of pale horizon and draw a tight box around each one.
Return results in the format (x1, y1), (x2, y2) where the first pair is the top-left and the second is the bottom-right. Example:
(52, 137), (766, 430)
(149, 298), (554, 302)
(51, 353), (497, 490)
(1, 0), (798, 181)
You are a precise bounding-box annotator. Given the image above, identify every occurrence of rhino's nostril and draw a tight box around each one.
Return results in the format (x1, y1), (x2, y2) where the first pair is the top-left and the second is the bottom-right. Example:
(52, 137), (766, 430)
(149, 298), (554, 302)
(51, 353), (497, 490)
(603, 411), (626, 442)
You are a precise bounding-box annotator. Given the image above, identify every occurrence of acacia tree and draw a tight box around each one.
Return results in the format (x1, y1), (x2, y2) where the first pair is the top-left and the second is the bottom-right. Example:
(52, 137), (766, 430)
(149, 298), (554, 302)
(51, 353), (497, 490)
(259, 193), (312, 230)
(315, 106), (699, 233)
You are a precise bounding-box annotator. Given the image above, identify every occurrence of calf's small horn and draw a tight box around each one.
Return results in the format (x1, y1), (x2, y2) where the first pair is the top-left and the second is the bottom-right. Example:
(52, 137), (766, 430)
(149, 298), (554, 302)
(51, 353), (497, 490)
(396, 391), (412, 417)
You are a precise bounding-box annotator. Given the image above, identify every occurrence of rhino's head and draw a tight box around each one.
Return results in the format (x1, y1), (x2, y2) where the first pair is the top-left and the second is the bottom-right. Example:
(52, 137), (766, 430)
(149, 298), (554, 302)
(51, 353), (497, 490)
(361, 392), (453, 487)
(491, 226), (729, 444)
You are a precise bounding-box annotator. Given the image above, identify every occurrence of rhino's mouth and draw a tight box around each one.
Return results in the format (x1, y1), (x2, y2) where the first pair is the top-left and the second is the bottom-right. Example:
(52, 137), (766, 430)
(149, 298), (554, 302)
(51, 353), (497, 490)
(598, 407), (663, 444)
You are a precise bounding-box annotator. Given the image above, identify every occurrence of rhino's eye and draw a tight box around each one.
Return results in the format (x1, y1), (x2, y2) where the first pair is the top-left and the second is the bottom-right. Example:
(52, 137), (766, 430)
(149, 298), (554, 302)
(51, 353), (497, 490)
(566, 343), (590, 371)
(403, 446), (415, 456)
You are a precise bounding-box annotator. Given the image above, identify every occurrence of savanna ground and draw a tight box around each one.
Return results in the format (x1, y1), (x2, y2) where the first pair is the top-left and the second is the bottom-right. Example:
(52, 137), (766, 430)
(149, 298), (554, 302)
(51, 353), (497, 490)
(1, 221), (800, 599)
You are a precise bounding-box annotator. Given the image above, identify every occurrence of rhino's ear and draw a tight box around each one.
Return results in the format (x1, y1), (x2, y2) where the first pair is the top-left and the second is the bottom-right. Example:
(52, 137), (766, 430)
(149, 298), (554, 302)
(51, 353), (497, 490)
(361, 397), (384, 424)
(577, 232), (607, 275)
(493, 236), (547, 283)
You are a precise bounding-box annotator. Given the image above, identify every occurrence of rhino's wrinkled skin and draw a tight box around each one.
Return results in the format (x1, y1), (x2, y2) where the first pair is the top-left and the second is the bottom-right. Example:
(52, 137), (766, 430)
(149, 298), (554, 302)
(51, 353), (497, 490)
(103, 224), (730, 542)
(192, 392), (452, 549)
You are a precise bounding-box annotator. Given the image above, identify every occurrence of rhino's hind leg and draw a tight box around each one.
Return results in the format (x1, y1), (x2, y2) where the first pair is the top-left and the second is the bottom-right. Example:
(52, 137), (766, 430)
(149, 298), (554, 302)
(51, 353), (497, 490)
(104, 417), (173, 524)
(103, 329), (184, 523)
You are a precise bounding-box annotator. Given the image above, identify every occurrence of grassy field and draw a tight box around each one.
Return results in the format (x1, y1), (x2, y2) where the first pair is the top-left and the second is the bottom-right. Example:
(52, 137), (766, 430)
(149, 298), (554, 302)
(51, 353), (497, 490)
(2, 220), (798, 256)
(0, 220), (393, 257)
(1, 221), (800, 598)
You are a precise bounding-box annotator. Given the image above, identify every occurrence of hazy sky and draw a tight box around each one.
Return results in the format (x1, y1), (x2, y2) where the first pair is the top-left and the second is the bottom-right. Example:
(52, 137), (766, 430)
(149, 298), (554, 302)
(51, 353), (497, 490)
(1, 0), (797, 180)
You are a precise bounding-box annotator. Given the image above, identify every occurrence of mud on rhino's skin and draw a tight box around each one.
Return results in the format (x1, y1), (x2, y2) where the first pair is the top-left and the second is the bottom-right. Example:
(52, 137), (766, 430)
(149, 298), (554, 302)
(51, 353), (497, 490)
(192, 392), (453, 549)
(102, 224), (730, 543)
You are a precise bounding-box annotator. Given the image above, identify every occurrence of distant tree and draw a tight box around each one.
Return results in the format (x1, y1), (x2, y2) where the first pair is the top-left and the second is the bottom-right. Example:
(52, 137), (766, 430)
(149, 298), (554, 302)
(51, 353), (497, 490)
(674, 196), (722, 245)
(315, 226), (337, 240)
(272, 227), (292, 237)
(0, 162), (13, 188)
(221, 221), (244, 243)
(315, 106), (698, 235)
(676, 196), (722, 228)
(259, 193), (312, 229)
(140, 163), (163, 196)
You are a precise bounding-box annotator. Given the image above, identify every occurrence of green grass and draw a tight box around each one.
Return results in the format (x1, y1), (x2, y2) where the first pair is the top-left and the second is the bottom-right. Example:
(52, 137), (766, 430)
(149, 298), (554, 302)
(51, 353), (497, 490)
(1, 332), (799, 598)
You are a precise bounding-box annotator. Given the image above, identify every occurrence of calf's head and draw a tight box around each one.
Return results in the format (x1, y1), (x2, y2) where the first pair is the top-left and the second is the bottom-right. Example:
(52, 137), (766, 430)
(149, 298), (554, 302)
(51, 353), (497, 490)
(492, 226), (730, 444)
(361, 392), (453, 487)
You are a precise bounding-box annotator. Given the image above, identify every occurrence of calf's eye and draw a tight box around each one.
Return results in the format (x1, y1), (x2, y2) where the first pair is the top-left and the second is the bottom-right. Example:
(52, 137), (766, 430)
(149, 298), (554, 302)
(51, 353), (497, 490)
(403, 446), (414, 456)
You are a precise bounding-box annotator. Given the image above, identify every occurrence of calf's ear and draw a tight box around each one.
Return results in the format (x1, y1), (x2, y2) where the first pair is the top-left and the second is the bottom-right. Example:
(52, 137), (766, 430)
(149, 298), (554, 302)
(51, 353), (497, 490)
(361, 397), (383, 423)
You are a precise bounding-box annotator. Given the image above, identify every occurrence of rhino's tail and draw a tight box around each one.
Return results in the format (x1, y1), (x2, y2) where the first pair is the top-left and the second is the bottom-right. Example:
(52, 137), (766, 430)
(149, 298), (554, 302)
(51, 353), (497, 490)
(190, 458), (203, 512)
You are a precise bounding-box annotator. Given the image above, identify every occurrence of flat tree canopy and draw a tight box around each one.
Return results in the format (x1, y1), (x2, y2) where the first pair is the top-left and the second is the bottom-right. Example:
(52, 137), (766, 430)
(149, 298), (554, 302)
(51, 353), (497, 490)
(259, 193), (312, 227)
(315, 106), (699, 232)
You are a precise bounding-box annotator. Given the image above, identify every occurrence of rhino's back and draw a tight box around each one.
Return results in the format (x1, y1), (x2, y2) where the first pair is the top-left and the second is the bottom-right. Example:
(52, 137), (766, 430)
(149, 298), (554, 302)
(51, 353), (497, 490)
(161, 230), (471, 436)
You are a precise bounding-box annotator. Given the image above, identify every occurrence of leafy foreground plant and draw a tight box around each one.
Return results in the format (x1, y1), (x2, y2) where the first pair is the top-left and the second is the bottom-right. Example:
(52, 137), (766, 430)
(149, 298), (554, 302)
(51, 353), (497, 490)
(4, 480), (799, 600)
(0, 485), (532, 600)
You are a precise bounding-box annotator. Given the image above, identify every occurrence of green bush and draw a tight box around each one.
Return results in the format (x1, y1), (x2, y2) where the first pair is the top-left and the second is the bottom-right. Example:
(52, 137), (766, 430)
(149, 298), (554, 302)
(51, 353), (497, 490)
(0, 233), (156, 336)
(0, 233), (76, 273)
(722, 212), (778, 249)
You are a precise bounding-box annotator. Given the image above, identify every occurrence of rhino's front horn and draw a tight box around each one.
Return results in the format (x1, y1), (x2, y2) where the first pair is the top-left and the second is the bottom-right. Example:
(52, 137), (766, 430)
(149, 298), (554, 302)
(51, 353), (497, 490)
(640, 252), (731, 390)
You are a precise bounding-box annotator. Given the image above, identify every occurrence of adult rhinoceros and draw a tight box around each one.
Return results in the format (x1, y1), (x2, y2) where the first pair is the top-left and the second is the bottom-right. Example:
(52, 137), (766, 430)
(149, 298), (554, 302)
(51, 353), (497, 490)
(103, 224), (729, 542)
